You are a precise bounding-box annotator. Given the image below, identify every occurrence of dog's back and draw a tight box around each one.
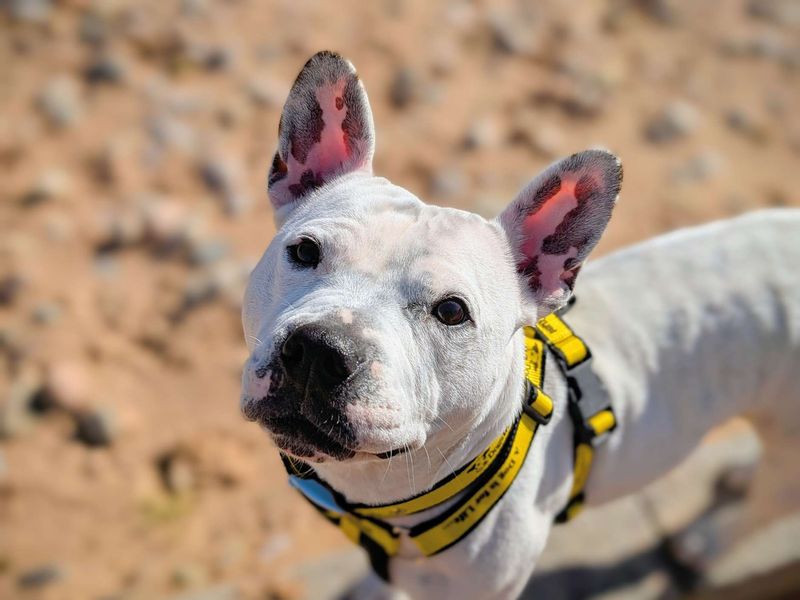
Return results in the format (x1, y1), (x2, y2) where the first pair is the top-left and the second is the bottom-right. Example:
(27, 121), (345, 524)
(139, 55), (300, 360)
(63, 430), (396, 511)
(568, 208), (800, 508)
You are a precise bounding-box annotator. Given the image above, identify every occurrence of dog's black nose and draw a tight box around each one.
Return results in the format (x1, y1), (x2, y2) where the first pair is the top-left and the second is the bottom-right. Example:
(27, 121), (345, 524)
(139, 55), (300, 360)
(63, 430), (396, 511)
(280, 325), (355, 392)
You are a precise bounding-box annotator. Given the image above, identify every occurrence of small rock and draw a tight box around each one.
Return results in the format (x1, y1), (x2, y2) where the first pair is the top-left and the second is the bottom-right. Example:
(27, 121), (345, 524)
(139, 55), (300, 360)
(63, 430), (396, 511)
(42, 361), (90, 411)
(31, 301), (62, 326)
(430, 167), (466, 198)
(637, 0), (680, 25)
(198, 157), (252, 217)
(4, 0), (53, 24)
(487, 11), (539, 57)
(0, 371), (41, 437)
(748, 0), (800, 27)
(74, 406), (117, 447)
(461, 116), (502, 151)
(96, 208), (146, 254)
(246, 78), (288, 109)
(189, 239), (229, 266)
(172, 563), (208, 589)
(84, 54), (128, 86)
(20, 168), (71, 206)
(37, 76), (83, 128)
(165, 583), (240, 600)
(0, 275), (24, 306)
(17, 564), (64, 589)
(645, 101), (699, 144)
(78, 11), (110, 46)
(181, 0), (209, 17)
(388, 67), (418, 109)
(147, 115), (197, 154)
(725, 108), (771, 143)
(669, 151), (724, 185)
(509, 119), (564, 158)
(158, 450), (197, 494)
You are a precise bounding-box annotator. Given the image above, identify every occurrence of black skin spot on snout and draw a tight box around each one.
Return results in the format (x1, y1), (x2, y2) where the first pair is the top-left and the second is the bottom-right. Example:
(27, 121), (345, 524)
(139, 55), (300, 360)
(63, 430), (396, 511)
(245, 315), (382, 460)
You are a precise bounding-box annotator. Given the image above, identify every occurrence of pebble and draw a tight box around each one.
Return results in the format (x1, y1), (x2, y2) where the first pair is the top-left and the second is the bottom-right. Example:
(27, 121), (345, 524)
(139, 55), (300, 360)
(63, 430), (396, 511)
(42, 361), (90, 412)
(84, 54), (128, 86)
(461, 116), (502, 151)
(487, 10), (539, 57)
(644, 100), (699, 144)
(669, 151), (724, 185)
(158, 450), (197, 494)
(5, 0), (52, 24)
(165, 583), (240, 600)
(37, 76), (83, 128)
(0, 275), (24, 306)
(0, 371), (41, 438)
(17, 564), (65, 589)
(725, 108), (771, 143)
(246, 77), (288, 109)
(748, 0), (800, 27)
(148, 115), (197, 154)
(197, 157), (252, 217)
(189, 239), (229, 266)
(388, 67), (418, 109)
(172, 563), (208, 589)
(74, 406), (117, 447)
(31, 301), (62, 326)
(429, 167), (466, 199)
(21, 168), (71, 206)
(79, 11), (110, 46)
(509, 119), (564, 158)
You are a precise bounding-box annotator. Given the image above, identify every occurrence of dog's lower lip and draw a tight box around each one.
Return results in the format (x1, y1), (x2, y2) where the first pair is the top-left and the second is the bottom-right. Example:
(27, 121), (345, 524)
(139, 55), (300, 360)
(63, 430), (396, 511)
(374, 447), (407, 460)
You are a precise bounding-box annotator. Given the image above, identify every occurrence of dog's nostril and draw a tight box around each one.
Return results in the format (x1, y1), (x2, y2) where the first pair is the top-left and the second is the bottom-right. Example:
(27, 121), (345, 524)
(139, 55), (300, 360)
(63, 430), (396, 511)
(281, 334), (304, 365)
(319, 352), (350, 384)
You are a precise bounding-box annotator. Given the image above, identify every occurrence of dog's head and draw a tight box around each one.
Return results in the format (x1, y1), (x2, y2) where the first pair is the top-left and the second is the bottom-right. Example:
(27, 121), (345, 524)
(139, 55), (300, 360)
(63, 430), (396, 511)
(241, 51), (621, 463)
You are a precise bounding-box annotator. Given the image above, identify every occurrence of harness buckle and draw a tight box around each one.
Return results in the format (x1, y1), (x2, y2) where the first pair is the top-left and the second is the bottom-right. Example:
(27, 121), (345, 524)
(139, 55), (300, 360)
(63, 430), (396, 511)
(565, 356), (616, 445)
(522, 381), (552, 426)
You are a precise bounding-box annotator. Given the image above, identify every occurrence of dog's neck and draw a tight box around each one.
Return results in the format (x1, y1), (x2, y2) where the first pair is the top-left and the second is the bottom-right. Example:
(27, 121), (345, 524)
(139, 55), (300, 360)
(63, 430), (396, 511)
(311, 330), (528, 507)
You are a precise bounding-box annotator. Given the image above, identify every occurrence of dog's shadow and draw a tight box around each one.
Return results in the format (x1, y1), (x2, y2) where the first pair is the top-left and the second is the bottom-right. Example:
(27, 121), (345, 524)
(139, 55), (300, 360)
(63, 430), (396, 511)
(521, 471), (800, 600)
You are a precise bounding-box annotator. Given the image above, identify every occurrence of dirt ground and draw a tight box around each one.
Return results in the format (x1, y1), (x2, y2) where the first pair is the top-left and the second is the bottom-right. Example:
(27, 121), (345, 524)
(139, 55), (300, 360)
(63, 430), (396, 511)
(0, 1), (798, 599)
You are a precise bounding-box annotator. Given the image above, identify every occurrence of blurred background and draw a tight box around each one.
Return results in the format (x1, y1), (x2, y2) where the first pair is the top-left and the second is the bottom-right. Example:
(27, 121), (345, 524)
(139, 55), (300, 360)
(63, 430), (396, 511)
(0, 0), (798, 599)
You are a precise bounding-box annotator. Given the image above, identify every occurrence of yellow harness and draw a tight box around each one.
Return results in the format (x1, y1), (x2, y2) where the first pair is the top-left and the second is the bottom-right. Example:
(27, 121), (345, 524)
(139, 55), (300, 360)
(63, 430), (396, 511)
(282, 304), (616, 580)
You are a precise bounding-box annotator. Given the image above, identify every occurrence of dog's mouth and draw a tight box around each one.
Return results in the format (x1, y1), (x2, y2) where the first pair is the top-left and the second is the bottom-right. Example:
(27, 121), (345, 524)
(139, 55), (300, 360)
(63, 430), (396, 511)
(243, 401), (408, 462)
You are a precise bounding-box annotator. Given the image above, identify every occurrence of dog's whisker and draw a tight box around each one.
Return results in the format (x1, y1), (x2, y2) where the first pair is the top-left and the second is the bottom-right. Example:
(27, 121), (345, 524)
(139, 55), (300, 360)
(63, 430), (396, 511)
(379, 453), (393, 489)
(434, 414), (454, 433)
(423, 445), (432, 474)
(437, 447), (455, 476)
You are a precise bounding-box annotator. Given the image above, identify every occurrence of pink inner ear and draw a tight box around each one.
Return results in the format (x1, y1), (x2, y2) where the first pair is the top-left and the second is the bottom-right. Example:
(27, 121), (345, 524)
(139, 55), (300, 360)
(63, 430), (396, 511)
(518, 176), (582, 299)
(311, 81), (351, 171)
(520, 177), (579, 258)
(282, 80), (352, 191)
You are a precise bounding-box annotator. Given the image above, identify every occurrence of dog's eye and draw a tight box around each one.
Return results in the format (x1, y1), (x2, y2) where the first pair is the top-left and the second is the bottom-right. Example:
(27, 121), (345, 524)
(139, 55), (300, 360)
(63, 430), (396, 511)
(287, 238), (321, 268)
(433, 298), (470, 326)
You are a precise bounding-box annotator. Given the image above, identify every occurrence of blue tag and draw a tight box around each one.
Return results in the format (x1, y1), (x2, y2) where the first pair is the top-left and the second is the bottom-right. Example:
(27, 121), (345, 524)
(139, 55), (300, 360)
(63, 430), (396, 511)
(289, 475), (346, 514)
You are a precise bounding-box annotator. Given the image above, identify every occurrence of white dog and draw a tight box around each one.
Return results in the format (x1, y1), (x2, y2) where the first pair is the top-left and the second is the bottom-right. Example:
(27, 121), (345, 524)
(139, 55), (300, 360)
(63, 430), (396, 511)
(240, 51), (800, 600)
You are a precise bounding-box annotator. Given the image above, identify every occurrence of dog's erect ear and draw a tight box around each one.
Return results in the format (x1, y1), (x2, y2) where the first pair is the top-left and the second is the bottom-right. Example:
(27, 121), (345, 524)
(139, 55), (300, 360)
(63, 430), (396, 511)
(497, 149), (622, 311)
(267, 51), (375, 216)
